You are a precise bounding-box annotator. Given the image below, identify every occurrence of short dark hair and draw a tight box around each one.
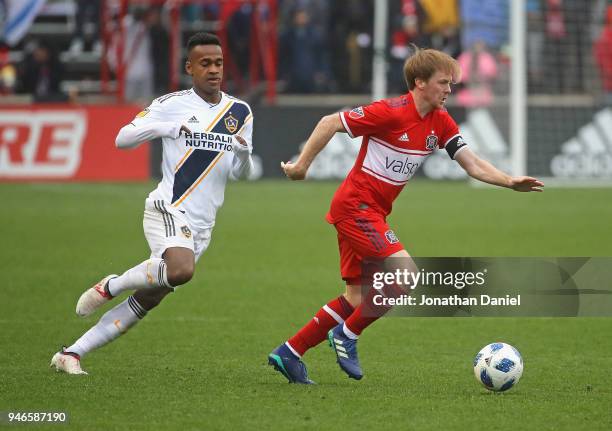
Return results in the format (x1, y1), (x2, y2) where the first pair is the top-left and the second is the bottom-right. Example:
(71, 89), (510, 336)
(187, 32), (221, 52)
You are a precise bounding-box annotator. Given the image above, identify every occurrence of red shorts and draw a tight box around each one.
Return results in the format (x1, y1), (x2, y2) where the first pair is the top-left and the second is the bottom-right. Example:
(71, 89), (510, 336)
(334, 212), (404, 285)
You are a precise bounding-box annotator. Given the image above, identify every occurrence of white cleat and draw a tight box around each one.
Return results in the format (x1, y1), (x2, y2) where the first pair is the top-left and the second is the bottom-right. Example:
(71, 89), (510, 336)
(76, 274), (117, 317)
(50, 349), (88, 375)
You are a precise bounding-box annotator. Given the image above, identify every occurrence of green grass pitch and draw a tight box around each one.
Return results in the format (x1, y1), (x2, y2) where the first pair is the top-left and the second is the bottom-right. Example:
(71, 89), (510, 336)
(1, 180), (611, 430)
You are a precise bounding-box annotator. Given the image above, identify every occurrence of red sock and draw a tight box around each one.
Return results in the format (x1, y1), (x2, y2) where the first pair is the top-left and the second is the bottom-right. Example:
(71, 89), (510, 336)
(344, 283), (404, 336)
(287, 295), (354, 356)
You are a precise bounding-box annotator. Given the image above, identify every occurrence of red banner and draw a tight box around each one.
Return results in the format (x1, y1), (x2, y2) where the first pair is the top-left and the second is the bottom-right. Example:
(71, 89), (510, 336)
(0, 105), (149, 181)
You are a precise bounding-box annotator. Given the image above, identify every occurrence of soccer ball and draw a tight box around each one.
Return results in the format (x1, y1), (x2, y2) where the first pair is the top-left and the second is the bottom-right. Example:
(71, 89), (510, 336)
(473, 342), (524, 392)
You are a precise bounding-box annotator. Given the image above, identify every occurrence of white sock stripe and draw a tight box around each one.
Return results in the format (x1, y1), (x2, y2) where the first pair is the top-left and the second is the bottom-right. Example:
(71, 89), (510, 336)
(343, 323), (359, 340)
(127, 296), (147, 319)
(158, 260), (171, 289)
(284, 342), (301, 358)
(322, 305), (344, 324)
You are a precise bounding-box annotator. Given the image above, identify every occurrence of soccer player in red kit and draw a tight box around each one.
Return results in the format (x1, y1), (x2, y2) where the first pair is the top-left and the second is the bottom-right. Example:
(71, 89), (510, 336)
(268, 48), (543, 384)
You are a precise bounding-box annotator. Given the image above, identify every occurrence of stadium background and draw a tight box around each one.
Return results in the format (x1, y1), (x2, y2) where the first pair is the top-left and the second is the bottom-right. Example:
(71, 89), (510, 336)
(1, 1), (611, 430)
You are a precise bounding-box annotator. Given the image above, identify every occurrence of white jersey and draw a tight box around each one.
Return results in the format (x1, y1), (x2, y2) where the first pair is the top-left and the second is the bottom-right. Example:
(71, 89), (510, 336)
(116, 89), (254, 230)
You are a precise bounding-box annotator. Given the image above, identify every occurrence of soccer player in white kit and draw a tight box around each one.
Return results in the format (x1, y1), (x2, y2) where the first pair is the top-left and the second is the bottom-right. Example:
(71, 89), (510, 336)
(51, 33), (254, 374)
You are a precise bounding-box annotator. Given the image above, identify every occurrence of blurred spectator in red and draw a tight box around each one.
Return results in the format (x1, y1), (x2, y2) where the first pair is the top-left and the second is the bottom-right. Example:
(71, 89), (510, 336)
(0, 43), (16, 95)
(19, 40), (67, 102)
(456, 40), (498, 107)
(389, 14), (426, 93)
(594, 5), (612, 104)
(108, 8), (153, 103)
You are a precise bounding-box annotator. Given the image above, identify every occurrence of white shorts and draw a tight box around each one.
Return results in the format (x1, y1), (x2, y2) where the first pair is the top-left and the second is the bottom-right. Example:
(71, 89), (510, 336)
(143, 199), (212, 261)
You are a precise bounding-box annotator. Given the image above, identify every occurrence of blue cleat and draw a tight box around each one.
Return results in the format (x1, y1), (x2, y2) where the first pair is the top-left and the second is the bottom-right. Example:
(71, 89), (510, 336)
(328, 324), (363, 380)
(268, 344), (315, 384)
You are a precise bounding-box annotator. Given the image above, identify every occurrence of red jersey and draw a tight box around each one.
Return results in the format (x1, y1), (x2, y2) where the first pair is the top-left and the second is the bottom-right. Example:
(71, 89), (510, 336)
(326, 93), (466, 223)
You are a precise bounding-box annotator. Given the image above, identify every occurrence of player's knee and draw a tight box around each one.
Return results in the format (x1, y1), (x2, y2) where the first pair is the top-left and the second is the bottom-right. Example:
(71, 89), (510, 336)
(344, 285), (363, 308)
(167, 262), (194, 287)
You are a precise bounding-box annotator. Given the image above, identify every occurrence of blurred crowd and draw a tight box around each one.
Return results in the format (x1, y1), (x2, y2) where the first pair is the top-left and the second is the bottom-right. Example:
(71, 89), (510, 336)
(1, 0), (611, 105)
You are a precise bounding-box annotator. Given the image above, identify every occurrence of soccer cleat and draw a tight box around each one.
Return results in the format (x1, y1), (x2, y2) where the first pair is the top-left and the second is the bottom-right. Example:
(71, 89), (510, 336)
(50, 347), (87, 375)
(76, 274), (118, 317)
(328, 324), (363, 380)
(267, 344), (315, 384)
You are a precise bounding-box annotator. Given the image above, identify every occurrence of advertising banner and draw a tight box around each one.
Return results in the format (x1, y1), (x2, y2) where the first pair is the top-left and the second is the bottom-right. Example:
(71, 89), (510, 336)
(0, 105), (149, 181)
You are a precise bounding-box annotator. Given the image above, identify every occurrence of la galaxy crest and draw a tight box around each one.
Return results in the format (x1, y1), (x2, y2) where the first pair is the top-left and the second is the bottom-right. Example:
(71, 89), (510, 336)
(181, 225), (192, 239)
(225, 114), (238, 133)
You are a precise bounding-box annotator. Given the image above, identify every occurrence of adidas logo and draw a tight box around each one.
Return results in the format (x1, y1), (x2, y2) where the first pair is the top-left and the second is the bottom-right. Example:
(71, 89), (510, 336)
(399, 133), (409, 142)
(551, 107), (612, 177)
(187, 116), (199, 123)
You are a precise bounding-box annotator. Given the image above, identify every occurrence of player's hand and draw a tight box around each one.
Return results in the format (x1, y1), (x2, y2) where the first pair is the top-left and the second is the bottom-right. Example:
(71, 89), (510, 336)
(232, 135), (249, 154)
(510, 176), (544, 192)
(234, 135), (247, 147)
(179, 125), (192, 136)
(281, 161), (307, 180)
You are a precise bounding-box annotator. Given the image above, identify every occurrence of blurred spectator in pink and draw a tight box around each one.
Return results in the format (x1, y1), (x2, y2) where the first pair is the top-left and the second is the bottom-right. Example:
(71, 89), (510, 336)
(594, 5), (612, 105)
(456, 40), (498, 108)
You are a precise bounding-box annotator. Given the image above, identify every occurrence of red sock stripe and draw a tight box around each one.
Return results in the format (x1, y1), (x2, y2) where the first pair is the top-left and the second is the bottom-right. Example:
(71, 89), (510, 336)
(287, 295), (354, 356)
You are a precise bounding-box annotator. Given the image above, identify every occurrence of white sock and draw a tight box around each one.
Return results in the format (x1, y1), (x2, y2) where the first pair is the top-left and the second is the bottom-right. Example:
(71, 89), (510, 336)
(107, 258), (171, 297)
(342, 323), (359, 340)
(66, 296), (147, 358)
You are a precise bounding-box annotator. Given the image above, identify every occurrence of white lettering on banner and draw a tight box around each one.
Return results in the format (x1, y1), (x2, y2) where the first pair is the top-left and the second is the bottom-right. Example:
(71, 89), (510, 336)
(0, 111), (86, 177)
(550, 108), (612, 177)
(361, 137), (431, 185)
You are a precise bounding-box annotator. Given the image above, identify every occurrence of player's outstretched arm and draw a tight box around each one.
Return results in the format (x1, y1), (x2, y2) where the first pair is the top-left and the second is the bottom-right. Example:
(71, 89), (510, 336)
(455, 147), (544, 192)
(115, 122), (191, 149)
(281, 114), (346, 180)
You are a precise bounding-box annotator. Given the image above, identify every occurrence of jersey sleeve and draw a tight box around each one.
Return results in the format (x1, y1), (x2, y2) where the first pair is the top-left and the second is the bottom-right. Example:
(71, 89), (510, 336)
(115, 98), (181, 148)
(130, 98), (167, 126)
(438, 112), (468, 160)
(339, 101), (395, 138)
